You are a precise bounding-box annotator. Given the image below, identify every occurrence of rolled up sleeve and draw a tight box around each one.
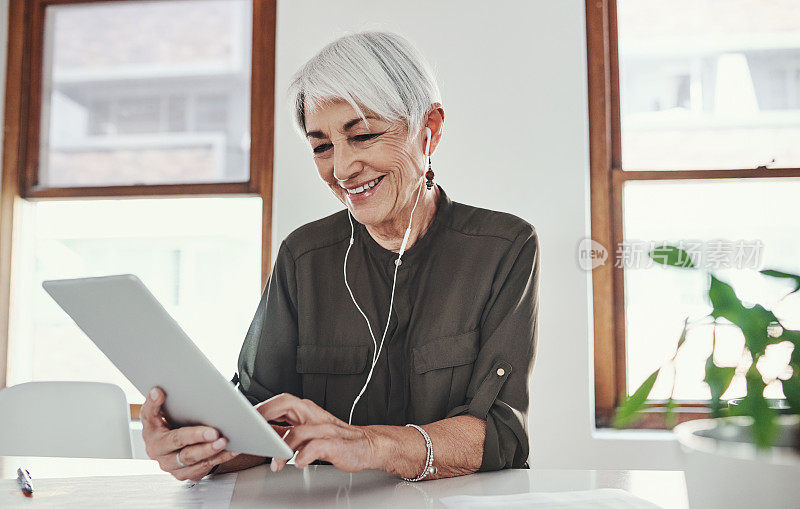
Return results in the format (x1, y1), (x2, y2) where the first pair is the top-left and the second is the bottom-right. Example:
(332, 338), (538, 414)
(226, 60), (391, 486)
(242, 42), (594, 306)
(234, 240), (302, 405)
(445, 225), (540, 471)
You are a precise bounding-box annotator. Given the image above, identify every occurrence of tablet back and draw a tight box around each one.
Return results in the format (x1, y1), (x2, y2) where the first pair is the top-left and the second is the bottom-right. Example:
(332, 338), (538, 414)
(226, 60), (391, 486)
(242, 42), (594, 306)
(42, 274), (293, 459)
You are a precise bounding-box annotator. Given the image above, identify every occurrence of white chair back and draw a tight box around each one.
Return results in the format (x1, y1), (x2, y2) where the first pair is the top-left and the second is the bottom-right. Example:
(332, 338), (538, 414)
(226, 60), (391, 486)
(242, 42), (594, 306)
(0, 381), (133, 458)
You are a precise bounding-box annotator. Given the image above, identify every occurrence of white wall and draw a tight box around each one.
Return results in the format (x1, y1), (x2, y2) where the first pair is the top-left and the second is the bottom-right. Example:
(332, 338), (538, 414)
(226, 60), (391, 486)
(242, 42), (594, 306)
(272, 0), (683, 470)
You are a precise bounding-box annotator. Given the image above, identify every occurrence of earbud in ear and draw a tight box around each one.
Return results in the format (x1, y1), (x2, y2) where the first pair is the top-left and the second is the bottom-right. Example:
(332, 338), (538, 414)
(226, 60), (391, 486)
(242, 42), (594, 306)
(424, 127), (432, 156)
(423, 126), (434, 189)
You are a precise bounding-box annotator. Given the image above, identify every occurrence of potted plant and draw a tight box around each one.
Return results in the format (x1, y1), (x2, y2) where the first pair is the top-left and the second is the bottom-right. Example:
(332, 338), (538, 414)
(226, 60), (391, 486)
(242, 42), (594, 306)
(614, 245), (800, 509)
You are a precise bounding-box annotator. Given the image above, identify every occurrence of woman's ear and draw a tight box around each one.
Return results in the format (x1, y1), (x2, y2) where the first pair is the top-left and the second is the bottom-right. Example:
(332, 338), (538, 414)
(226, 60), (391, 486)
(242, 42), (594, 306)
(424, 103), (445, 156)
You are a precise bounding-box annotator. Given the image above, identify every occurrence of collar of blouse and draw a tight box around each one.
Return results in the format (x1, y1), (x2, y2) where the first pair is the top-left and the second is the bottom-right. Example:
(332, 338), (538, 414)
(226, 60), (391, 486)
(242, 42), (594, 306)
(357, 184), (452, 269)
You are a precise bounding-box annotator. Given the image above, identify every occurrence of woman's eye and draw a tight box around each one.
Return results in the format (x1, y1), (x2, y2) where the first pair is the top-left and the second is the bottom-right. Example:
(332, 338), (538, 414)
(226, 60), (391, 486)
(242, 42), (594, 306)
(312, 133), (381, 154)
(352, 133), (381, 142)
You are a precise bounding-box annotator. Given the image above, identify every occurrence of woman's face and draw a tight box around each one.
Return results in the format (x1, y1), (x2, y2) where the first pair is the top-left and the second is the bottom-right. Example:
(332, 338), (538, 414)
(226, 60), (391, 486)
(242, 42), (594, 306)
(305, 100), (426, 229)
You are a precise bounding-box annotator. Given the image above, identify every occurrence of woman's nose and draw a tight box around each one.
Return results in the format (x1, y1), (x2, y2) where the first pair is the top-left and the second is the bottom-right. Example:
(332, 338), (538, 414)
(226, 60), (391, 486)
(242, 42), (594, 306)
(333, 144), (360, 182)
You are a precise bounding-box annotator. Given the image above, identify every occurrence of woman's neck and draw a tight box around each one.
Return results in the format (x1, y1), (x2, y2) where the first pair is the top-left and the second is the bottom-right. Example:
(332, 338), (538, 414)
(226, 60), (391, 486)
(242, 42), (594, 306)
(366, 185), (441, 253)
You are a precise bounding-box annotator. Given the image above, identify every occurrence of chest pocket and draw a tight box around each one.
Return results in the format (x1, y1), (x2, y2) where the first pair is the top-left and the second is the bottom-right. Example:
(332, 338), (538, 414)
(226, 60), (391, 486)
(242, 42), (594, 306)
(411, 329), (480, 420)
(296, 344), (369, 421)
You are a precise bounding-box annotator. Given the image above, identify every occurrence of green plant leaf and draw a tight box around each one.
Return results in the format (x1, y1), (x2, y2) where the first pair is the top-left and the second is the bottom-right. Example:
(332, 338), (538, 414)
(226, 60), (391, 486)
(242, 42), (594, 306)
(676, 318), (689, 350)
(730, 365), (778, 449)
(649, 245), (696, 268)
(613, 369), (659, 428)
(782, 329), (800, 366)
(782, 367), (800, 415)
(708, 276), (742, 320)
(704, 354), (735, 418)
(776, 330), (800, 414)
(708, 276), (781, 356)
(760, 269), (800, 294)
(664, 398), (678, 429)
(741, 304), (780, 355)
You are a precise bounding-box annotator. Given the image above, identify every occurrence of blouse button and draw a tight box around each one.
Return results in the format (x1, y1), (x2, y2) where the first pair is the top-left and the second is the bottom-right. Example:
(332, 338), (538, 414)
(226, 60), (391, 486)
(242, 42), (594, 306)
(496, 368), (505, 377)
(395, 258), (402, 266)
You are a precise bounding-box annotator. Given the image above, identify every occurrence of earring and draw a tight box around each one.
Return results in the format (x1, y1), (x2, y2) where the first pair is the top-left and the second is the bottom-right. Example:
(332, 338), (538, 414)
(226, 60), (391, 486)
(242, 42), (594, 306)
(425, 155), (434, 190)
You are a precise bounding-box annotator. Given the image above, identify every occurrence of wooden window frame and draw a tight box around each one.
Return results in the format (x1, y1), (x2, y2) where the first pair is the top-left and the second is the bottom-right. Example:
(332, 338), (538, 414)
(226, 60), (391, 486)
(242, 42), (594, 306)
(0, 0), (277, 405)
(586, 0), (800, 428)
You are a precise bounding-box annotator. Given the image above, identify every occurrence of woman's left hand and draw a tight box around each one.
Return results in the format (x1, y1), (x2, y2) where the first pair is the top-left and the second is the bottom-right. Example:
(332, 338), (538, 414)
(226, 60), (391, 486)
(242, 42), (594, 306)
(256, 393), (384, 473)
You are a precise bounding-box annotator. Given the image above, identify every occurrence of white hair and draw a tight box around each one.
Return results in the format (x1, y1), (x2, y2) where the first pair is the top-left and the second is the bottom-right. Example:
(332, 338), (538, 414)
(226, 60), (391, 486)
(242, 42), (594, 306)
(287, 31), (441, 142)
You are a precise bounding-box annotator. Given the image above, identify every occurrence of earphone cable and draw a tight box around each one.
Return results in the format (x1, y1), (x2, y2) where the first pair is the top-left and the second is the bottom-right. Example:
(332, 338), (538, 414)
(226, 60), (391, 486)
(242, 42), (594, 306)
(346, 174), (425, 424)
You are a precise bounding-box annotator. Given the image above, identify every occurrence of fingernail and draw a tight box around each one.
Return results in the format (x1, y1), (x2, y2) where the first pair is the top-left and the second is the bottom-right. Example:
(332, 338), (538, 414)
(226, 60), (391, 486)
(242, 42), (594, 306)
(149, 388), (158, 401)
(270, 458), (277, 472)
(204, 429), (217, 441)
(212, 438), (226, 450)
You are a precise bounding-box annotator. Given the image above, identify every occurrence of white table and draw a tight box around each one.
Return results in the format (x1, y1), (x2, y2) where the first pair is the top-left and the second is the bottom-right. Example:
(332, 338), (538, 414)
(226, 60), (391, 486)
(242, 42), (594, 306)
(1, 456), (688, 508)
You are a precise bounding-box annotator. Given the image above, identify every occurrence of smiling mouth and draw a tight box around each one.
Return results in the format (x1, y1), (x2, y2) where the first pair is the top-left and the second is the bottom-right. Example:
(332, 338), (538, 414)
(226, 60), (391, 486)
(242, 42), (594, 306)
(344, 175), (384, 195)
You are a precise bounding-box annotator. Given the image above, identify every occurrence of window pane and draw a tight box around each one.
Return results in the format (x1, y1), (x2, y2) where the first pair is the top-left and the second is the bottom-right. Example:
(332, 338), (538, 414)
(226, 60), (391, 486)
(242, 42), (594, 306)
(622, 179), (800, 399)
(7, 198), (262, 404)
(39, 0), (252, 187)
(618, 1), (800, 170)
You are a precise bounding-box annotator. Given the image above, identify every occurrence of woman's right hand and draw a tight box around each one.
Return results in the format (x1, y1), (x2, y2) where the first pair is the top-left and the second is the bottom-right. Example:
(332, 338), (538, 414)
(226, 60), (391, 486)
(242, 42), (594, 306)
(141, 387), (240, 481)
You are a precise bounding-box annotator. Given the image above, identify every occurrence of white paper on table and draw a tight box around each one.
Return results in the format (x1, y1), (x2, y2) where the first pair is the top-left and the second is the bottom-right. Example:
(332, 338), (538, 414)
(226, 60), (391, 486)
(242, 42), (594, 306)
(440, 488), (662, 509)
(0, 472), (237, 509)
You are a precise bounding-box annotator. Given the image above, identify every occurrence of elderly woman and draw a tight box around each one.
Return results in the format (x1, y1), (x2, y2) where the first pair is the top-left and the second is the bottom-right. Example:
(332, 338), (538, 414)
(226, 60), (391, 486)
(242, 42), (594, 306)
(141, 31), (539, 482)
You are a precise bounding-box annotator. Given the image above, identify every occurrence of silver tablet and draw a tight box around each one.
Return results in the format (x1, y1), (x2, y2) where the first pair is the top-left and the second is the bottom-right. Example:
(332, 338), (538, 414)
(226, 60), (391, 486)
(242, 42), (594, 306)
(42, 274), (293, 459)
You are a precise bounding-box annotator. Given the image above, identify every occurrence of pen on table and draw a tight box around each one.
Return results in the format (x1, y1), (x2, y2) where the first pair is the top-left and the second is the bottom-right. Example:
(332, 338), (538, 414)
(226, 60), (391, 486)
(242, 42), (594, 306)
(17, 468), (34, 497)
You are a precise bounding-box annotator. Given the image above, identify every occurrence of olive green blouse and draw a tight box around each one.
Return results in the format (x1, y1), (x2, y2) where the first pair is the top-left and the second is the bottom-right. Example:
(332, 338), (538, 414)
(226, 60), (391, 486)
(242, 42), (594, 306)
(234, 184), (540, 471)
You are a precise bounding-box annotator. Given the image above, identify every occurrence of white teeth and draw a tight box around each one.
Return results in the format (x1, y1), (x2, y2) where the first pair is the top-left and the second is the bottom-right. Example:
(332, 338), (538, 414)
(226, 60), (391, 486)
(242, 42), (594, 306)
(346, 176), (382, 194)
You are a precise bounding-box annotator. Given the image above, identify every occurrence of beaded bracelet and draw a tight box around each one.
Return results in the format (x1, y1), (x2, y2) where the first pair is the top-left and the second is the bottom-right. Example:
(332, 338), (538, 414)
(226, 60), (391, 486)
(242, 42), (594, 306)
(401, 424), (437, 482)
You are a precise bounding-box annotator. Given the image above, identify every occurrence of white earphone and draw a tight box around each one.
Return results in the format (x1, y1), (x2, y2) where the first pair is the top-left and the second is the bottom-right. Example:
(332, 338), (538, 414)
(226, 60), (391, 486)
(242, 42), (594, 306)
(344, 126), (432, 424)
(424, 126), (432, 156)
